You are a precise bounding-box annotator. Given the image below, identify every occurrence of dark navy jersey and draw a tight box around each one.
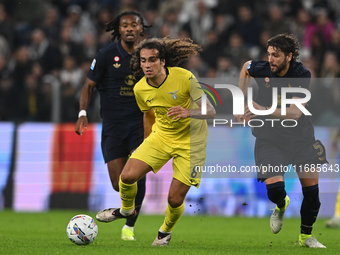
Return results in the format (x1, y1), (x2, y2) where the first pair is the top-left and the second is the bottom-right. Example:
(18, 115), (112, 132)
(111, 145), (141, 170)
(247, 60), (314, 143)
(87, 40), (143, 122)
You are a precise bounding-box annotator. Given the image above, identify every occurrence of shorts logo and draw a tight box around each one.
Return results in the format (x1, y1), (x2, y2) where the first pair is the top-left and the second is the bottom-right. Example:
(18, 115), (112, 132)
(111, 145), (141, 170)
(168, 90), (179, 100)
(90, 59), (96, 70)
(247, 61), (252, 69)
(114, 56), (120, 62)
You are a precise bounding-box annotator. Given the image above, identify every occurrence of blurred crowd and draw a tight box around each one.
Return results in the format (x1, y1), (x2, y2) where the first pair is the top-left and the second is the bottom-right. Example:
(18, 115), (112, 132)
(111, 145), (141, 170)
(0, 0), (340, 125)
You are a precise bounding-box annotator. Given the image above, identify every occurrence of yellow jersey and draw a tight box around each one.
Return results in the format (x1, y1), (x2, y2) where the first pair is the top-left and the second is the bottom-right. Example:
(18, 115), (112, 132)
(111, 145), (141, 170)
(134, 67), (208, 144)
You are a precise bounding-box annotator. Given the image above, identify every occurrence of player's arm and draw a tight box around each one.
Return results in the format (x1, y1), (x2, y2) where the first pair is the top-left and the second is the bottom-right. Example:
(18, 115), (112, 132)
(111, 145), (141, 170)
(75, 78), (97, 135)
(235, 61), (252, 122)
(167, 98), (216, 120)
(144, 109), (155, 138)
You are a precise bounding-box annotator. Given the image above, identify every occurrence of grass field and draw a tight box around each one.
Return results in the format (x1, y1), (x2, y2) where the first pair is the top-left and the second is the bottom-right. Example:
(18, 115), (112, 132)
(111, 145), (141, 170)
(0, 210), (339, 255)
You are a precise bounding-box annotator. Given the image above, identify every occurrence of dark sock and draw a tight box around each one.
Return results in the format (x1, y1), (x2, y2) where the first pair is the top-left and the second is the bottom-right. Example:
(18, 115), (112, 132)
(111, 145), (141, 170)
(266, 181), (286, 209)
(300, 184), (320, 235)
(126, 176), (146, 227)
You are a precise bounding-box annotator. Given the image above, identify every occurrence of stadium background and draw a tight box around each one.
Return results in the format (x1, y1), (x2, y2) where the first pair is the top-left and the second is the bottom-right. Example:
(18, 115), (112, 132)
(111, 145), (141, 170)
(0, 0), (340, 218)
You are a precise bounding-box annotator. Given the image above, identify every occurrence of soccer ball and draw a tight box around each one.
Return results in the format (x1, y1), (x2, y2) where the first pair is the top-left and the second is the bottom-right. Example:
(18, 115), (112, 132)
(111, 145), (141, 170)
(66, 214), (98, 245)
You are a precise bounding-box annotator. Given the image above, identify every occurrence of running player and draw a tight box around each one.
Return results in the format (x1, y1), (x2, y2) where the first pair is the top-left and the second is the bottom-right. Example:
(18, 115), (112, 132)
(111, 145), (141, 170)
(75, 11), (150, 241)
(235, 34), (328, 248)
(95, 37), (216, 246)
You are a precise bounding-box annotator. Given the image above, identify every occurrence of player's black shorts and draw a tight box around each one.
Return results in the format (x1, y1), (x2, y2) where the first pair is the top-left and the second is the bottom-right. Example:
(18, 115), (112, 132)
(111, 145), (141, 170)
(101, 119), (143, 163)
(255, 137), (328, 182)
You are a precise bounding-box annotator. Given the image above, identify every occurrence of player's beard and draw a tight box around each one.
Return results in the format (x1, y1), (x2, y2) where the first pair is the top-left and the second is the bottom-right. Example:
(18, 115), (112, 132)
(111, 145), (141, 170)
(272, 59), (288, 74)
(123, 39), (135, 46)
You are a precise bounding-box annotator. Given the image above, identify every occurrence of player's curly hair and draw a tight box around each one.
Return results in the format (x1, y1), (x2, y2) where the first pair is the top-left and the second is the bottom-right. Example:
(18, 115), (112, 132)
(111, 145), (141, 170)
(267, 33), (300, 61)
(130, 37), (202, 76)
(105, 11), (151, 42)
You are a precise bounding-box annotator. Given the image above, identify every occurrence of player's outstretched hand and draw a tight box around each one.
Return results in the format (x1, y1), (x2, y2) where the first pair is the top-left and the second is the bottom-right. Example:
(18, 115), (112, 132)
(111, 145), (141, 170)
(75, 116), (88, 136)
(167, 106), (190, 120)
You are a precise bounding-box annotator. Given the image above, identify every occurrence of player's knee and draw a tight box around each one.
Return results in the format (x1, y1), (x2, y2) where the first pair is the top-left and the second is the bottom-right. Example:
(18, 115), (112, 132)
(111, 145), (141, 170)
(167, 195), (184, 208)
(120, 171), (137, 185)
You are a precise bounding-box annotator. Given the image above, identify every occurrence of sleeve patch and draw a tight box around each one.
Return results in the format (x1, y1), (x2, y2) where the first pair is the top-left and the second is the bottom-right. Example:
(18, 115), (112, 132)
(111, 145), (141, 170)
(90, 59), (96, 70)
(247, 61), (252, 70)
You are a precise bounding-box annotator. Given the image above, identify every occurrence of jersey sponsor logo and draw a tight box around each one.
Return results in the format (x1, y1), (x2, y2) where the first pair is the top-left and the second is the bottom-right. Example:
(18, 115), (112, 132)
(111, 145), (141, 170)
(125, 75), (136, 86)
(114, 56), (120, 62)
(168, 90), (179, 100)
(247, 61), (252, 69)
(113, 63), (121, 68)
(90, 59), (96, 70)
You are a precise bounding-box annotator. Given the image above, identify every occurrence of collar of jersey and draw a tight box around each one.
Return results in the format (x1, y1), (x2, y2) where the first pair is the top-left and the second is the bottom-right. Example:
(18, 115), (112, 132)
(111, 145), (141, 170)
(146, 67), (169, 88)
(117, 40), (130, 58)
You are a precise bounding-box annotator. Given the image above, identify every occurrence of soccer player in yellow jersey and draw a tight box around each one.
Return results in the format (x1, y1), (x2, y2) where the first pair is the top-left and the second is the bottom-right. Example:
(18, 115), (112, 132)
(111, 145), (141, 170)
(95, 37), (216, 246)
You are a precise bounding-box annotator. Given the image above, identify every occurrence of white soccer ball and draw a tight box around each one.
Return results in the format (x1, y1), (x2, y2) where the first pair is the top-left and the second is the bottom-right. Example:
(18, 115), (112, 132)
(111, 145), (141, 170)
(66, 214), (98, 245)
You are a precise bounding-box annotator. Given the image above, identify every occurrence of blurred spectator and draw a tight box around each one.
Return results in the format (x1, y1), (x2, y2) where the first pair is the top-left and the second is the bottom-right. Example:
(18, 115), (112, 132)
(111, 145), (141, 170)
(0, 35), (10, 61)
(215, 56), (239, 79)
(28, 29), (62, 74)
(303, 8), (334, 49)
(65, 5), (96, 44)
(223, 33), (249, 68)
(328, 29), (340, 63)
(0, 76), (15, 121)
(162, 8), (181, 38)
(290, 8), (311, 47)
(265, 5), (291, 37)
(311, 32), (327, 75)
(201, 30), (222, 68)
(43, 6), (61, 44)
(233, 5), (262, 48)
(10, 46), (32, 90)
(320, 51), (340, 78)
(213, 12), (234, 44)
(60, 56), (83, 122)
(182, 0), (214, 45)
(278, 0), (303, 17)
(82, 32), (98, 60)
(143, 9), (162, 38)
(0, 4), (13, 49)
(59, 25), (84, 64)
(184, 55), (208, 78)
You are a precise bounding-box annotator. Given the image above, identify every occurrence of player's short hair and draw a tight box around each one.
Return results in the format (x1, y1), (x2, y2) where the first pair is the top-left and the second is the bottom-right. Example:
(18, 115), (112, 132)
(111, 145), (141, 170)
(105, 11), (151, 42)
(130, 37), (201, 76)
(267, 33), (300, 61)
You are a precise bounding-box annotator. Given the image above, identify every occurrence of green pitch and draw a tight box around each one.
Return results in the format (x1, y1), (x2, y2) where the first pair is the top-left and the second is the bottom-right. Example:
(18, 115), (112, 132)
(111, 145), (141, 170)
(0, 210), (339, 254)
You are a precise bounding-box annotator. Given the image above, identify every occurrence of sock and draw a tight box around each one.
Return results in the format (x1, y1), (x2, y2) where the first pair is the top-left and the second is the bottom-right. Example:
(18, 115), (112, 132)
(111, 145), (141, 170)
(266, 181), (286, 209)
(300, 184), (320, 235)
(161, 202), (185, 233)
(126, 177), (146, 227)
(335, 186), (340, 217)
(119, 175), (137, 213)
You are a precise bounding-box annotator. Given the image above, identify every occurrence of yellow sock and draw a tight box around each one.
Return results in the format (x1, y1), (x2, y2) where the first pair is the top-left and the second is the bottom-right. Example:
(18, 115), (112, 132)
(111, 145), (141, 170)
(119, 175), (137, 212)
(161, 202), (185, 233)
(335, 187), (340, 217)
